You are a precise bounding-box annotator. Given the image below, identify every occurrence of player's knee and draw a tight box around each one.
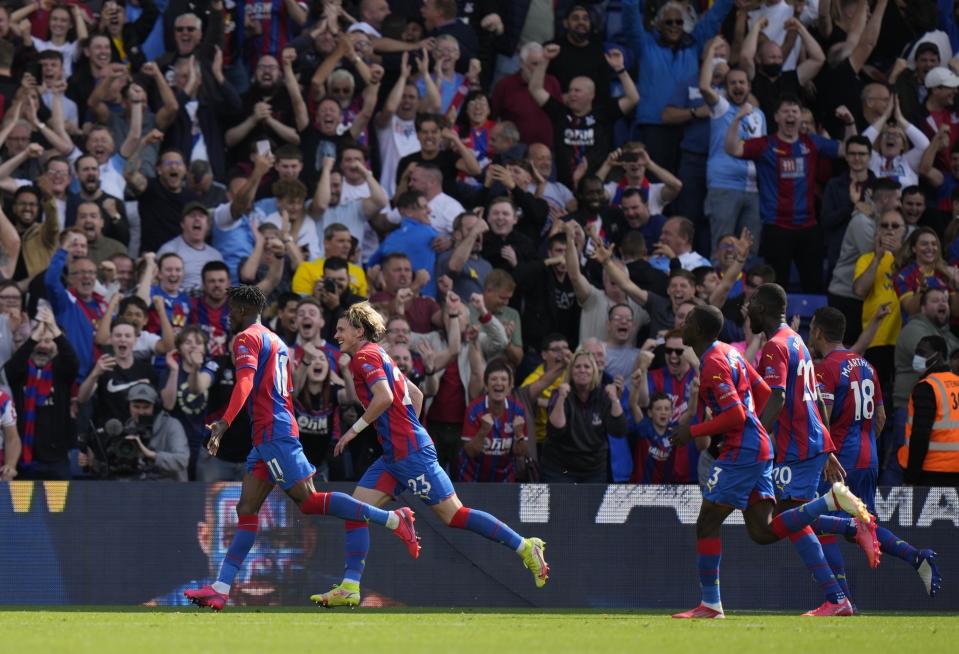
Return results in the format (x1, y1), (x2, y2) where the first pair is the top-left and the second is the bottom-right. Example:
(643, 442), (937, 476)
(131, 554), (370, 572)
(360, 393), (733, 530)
(746, 523), (778, 545)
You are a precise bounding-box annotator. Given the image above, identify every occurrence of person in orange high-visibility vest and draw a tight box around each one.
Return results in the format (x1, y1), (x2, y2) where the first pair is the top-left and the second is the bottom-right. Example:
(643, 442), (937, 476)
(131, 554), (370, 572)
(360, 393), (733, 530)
(900, 335), (959, 486)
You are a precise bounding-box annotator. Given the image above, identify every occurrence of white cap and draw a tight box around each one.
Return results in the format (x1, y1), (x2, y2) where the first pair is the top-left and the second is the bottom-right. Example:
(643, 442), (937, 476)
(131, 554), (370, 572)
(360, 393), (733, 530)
(925, 66), (959, 89)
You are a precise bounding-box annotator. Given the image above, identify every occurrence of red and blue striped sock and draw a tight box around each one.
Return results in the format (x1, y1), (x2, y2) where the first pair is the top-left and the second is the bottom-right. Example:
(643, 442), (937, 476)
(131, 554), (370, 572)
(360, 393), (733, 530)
(301, 492), (392, 526)
(449, 507), (523, 550)
(817, 534), (851, 599)
(343, 520), (369, 584)
(876, 527), (920, 566)
(814, 515), (857, 538)
(216, 514), (258, 586)
(697, 537), (722, 608)
(789, 527), (845, 604)
(770, 496), (832, 539)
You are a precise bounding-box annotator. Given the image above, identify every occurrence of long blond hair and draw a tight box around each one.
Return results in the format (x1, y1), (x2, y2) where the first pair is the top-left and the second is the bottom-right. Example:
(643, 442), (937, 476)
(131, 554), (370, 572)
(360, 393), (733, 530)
(345, 301), (387, 342)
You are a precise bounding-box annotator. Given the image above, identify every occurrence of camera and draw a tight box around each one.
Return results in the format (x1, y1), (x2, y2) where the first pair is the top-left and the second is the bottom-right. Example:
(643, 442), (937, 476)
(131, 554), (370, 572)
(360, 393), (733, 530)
(620, 152), (640, 163)
(322, 278), (337, 294)
(84, 418), (152, 478)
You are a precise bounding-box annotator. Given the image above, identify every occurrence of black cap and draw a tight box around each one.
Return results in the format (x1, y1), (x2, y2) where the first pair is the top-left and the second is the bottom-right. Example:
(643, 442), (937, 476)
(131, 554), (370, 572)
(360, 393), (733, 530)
(181, 201), (209, 218)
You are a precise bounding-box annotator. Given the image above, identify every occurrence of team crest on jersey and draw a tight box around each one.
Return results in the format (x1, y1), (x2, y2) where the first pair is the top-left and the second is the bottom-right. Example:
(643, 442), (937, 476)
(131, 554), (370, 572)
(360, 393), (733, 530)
(765, 366), (776, 376)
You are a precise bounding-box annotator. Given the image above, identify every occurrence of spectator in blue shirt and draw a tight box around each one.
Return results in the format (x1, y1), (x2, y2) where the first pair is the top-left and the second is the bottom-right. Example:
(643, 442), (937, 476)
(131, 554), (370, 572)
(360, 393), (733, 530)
(699, 41), (767, 255)
(368, 191), (440, 298)
(621, 0), (734, 171)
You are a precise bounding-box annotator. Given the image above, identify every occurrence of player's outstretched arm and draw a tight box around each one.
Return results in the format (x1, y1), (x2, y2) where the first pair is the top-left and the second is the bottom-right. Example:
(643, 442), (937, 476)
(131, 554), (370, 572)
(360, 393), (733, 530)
(206, 367), (255, 455)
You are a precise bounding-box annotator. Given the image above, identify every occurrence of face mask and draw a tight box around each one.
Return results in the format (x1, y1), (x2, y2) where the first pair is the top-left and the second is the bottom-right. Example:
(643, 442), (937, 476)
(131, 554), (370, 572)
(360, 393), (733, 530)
(913, 354), (929, 372)
(761, 63), (782, 78)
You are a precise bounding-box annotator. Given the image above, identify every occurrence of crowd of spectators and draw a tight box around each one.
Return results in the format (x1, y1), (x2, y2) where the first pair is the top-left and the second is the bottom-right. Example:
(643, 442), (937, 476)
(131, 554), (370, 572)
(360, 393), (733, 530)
(0, 0), (957, 485)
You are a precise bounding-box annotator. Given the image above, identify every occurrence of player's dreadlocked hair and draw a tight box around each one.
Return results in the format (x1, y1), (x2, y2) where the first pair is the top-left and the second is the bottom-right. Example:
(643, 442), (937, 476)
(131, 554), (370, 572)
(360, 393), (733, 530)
(345, 301), (387, 342)
(227, 285), (267, 314)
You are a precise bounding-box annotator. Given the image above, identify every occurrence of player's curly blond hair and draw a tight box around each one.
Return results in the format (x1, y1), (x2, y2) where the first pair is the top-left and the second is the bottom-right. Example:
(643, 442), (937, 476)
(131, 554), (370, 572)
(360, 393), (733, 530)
(346, 301), (387, 342)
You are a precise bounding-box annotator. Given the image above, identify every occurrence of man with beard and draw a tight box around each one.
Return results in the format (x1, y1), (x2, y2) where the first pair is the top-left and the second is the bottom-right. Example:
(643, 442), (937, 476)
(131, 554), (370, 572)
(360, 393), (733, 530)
(3, 184), (57, 283)
(190, 261), (232, 357)
(565, 176), (627, 255)
(4, 304), (78, 480)
(126, 132), (199, 253)
(77, 319), (157, 428)
(699, 51), (766, 255)
(544, 5), (609, 100)
(75, 202), (126, 266)
(225, 54), (307, 154)
(75, 127), (130, 201)
(66, 154), (129, 245)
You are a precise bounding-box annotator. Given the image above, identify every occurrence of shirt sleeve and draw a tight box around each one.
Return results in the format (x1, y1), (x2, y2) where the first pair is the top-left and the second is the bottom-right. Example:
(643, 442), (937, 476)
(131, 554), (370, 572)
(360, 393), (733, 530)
(353, 349), (388, 387)
(232, 332), (259, 371)
(701, 356), (742, 413)
(711, 96), (730, 119)
(816, 359), (837, 408)
(811, 134), (841, 159)
(740, 136), (769, 160)
(759, 340), (788, 390)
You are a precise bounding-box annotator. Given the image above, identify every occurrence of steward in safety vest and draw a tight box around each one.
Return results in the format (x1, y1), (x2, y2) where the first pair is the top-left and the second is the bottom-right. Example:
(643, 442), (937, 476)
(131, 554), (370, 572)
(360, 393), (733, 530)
(900, 335), (959, 485)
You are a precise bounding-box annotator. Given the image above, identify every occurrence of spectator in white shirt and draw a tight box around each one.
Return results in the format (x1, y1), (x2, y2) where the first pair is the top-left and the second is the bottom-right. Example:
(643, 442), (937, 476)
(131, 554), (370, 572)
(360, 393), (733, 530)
(158, 203), (225, 290)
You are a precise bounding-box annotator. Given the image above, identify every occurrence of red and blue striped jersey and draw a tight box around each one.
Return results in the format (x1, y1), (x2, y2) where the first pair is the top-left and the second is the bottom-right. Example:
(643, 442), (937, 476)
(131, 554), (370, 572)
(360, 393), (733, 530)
(647, 366), (697, 426)
(893, 263), (950, 299)
(629, 418), (698, 483)
(760, 325), (835, 463)
(455, 395), (526, 482)
(698, 341), (772, 463)
(741, 133), (839, 230)
(190, 298), (230, 357)
(232, 323), (298, 445)
(816, 349), (883, 471)
(349, 342), (433, 463)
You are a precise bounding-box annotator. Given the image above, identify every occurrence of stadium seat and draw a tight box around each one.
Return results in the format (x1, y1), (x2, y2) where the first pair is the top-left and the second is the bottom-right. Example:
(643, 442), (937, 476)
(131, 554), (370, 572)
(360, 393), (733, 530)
(786, 294), (828, 340)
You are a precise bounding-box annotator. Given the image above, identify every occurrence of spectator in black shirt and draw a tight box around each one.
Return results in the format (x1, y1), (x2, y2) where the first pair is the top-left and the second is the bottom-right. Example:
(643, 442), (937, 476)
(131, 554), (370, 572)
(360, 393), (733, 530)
(126, 133), (198, 252)
(528, 43), (639, 187)
(4, 305), (78, 480)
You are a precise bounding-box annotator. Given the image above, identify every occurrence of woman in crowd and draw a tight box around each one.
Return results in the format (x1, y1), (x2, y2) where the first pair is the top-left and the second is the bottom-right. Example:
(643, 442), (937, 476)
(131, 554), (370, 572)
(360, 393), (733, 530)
(541, 348), (627, 483)
(893, 227), (959, 317)
(863, 97), (929, 189)
(294, 343), (342, 481)
(455, 358), (528, 483)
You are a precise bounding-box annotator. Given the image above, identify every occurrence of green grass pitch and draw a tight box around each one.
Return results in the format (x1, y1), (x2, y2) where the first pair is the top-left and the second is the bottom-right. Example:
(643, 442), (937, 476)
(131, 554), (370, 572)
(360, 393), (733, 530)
(2, 608), (958, 654)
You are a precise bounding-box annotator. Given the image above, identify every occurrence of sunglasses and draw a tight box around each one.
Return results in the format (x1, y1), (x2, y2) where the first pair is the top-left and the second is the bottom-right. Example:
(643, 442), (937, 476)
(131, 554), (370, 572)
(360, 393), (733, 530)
(662, 18), (684, 26)
(175, 26), (198, 32)
(664, 347), (685, 356)
(879, 222), (904, 229)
